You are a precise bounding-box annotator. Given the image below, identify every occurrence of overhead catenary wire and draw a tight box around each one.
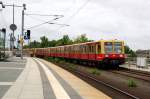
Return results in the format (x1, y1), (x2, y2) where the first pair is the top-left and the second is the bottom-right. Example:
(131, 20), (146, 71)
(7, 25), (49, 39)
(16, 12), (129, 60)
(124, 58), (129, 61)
(25, 20), (53, 30)
(25, 13), (64, 17)
(25, 14), (50, 23)
(67, 0), (90, 21)
(25, 15), (69, 30)
(57, 0), (91, 32)
(24, 13), (65, 30)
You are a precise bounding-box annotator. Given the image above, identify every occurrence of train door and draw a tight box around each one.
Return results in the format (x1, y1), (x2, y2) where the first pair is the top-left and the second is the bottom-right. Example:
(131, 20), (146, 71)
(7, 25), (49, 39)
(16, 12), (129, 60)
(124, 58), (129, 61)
(96, 42), (102, 60)
(96, 42), (101, 54)
(88, 43), (96, 60)
(93, 43), (97, 60)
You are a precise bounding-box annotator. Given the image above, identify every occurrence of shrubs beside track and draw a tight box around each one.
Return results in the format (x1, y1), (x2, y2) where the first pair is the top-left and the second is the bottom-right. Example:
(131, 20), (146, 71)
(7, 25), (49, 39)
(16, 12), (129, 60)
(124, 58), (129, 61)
(88, 68), (101, 75)
(127, 79), (137, 88)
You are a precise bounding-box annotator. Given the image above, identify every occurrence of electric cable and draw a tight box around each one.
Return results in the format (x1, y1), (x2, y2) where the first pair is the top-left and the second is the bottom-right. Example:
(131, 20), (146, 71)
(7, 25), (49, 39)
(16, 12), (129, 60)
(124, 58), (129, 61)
(25, 14), (68, 30)
(56, 0), (90, 32)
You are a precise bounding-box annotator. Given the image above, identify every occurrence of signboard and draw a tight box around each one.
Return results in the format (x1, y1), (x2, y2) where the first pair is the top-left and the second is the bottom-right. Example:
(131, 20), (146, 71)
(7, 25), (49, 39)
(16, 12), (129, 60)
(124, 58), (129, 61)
(24, 35), (28, 40)
(10, 24), (17, 31)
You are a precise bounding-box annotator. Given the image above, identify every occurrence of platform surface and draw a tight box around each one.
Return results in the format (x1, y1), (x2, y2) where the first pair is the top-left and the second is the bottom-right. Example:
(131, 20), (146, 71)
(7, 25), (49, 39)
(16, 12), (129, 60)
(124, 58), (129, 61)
(0, 57), (111, 99)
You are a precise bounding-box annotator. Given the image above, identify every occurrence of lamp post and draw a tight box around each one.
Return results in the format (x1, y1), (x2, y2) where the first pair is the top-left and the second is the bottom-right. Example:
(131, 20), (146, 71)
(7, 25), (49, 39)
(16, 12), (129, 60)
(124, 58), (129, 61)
(0, 1), (25, 52)
(0, 1), (26, 59)
(21, 4), (26, 59)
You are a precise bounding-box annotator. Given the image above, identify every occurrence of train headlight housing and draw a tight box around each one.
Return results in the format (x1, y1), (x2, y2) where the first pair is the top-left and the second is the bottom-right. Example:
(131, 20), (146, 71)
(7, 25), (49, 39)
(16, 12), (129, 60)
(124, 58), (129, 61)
(119, 54), (123, 57)
(105, 54), (109, 57)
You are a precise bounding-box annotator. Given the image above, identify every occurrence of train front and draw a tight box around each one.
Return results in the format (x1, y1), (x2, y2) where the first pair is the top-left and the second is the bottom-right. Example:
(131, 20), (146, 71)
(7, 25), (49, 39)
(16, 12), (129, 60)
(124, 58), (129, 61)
(101, 40), (125, 66)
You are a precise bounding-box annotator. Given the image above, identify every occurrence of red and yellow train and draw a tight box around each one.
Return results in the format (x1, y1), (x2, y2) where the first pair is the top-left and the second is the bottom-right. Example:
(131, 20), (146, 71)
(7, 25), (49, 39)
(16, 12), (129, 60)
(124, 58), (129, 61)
(29, 39), (125, 67)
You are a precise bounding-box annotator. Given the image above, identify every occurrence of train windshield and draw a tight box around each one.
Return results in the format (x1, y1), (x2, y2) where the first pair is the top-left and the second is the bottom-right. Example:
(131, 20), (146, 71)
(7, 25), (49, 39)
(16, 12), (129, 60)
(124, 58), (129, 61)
(105, 42), (113, 53)
(114, 42), (122, 53)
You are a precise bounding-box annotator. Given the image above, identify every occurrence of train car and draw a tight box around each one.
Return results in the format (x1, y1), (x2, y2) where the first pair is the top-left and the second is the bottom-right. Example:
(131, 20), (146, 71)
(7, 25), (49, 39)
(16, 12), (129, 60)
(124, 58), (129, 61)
(32, 39), (125, 67)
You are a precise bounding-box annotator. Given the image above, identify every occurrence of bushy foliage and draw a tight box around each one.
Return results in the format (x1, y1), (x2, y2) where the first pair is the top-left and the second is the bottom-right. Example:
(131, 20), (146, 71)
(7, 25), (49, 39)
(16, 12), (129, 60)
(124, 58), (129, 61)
(24, 34), (92, 48)
(125, 45), (137, 57)
(74, 34), (93, 43)
(88, 68), (101, 75)
(127, 79), (137, 87)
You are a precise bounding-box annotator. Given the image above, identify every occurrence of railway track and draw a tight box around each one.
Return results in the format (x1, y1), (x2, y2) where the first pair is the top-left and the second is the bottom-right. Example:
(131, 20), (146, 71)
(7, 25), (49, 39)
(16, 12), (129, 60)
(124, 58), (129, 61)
(110, 68), (150, 83)
(75, 70), (139, 99)
(55, 63), (139, 99)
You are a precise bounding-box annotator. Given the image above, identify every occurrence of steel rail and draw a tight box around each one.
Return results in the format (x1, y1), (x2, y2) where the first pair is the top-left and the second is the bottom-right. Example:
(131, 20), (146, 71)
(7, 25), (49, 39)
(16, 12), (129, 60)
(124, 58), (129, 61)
(74, 70), (139, 99)
(111, 70), (150, 83)
(52, 63), (140, 99)
(121, 69), (150, 77)
(119, 67), (150, 76)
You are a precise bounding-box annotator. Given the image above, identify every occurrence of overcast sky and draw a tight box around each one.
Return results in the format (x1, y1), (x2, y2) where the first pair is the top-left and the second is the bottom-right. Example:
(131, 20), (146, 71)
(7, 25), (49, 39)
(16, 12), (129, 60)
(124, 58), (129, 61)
(0, 0), (150, 50)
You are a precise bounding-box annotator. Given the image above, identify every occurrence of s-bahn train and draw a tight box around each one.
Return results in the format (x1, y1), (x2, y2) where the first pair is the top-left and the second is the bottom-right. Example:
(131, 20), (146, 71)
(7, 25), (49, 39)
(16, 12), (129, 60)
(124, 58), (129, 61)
(28, 39), (125, 67)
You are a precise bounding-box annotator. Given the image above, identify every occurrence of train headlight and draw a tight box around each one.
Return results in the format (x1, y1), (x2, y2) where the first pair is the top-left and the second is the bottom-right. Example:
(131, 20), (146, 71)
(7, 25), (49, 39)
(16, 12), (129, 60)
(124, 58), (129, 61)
(119, 54), (123, 57)
(105, 54), (109, 57)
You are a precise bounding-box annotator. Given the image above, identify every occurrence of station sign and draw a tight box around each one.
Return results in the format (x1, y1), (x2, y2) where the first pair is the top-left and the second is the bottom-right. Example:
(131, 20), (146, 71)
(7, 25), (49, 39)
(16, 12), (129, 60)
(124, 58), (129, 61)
(10, 24), (17, 31)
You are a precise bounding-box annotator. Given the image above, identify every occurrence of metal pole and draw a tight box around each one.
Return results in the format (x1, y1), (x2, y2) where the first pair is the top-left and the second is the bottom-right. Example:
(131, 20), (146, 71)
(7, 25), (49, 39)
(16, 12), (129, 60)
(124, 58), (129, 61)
(12, 4), (14, 51)
(9, 33), (11, 51)
(4, 30), (6, 59)
(21, 9), (24, 59)
(17, 35), (19, 49)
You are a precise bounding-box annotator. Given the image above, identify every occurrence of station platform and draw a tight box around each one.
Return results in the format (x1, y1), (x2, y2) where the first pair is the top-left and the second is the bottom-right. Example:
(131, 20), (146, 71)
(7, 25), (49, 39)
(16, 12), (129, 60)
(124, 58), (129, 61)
(0, 57), (111, 99)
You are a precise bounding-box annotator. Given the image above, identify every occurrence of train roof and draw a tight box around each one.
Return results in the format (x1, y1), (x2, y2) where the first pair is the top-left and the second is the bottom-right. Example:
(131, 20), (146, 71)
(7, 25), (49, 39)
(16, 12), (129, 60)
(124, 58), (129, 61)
(47, 39), (124, 48)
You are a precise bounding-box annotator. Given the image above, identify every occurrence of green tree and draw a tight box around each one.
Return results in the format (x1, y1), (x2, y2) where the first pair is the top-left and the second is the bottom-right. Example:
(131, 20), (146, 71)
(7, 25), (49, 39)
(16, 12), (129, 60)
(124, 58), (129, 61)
(24, 40), (41, 48)
(40, 36), (49, 47)
(23, 45), (29, 48)
(48, 40), (57, 47)
(56, 35), (72, 46)
(30, 40), (41, 48)
(74, 34), (93, 43)
(125, 45), (136, 57)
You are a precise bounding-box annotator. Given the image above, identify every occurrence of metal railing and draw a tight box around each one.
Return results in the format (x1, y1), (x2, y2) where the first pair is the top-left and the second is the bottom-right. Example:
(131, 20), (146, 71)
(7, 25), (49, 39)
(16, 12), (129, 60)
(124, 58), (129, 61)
(125, 57), (150, 68)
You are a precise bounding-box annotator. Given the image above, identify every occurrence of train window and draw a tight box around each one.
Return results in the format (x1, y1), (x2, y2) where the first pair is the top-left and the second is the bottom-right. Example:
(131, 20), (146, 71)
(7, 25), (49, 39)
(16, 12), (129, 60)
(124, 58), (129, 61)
(88, 45), (90, 53)
(64, 47), (66, 53)
(86, 46), (88, 53)
(91, 46), (93, 53)
(83, 46), (85, 53)
(84, 46), (86, 53)
(81, 45), (84, 53)
(77, 46), (79, 53)
(89, 45), (92, 53)
(90, 45), (91, 53)
(105, 42), (113, 53)
(66, 47), (67, 53)
(91, 45), (94, 53)
(92, 45), (95, 53)
(86, 45), (88, 53)
(114, 42), (122, 53)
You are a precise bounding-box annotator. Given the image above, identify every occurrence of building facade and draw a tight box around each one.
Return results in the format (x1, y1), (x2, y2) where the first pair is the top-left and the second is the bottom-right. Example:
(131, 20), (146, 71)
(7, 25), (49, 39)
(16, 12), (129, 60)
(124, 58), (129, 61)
(136, 50), (150, 58)
(0, 30), (5, 59)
